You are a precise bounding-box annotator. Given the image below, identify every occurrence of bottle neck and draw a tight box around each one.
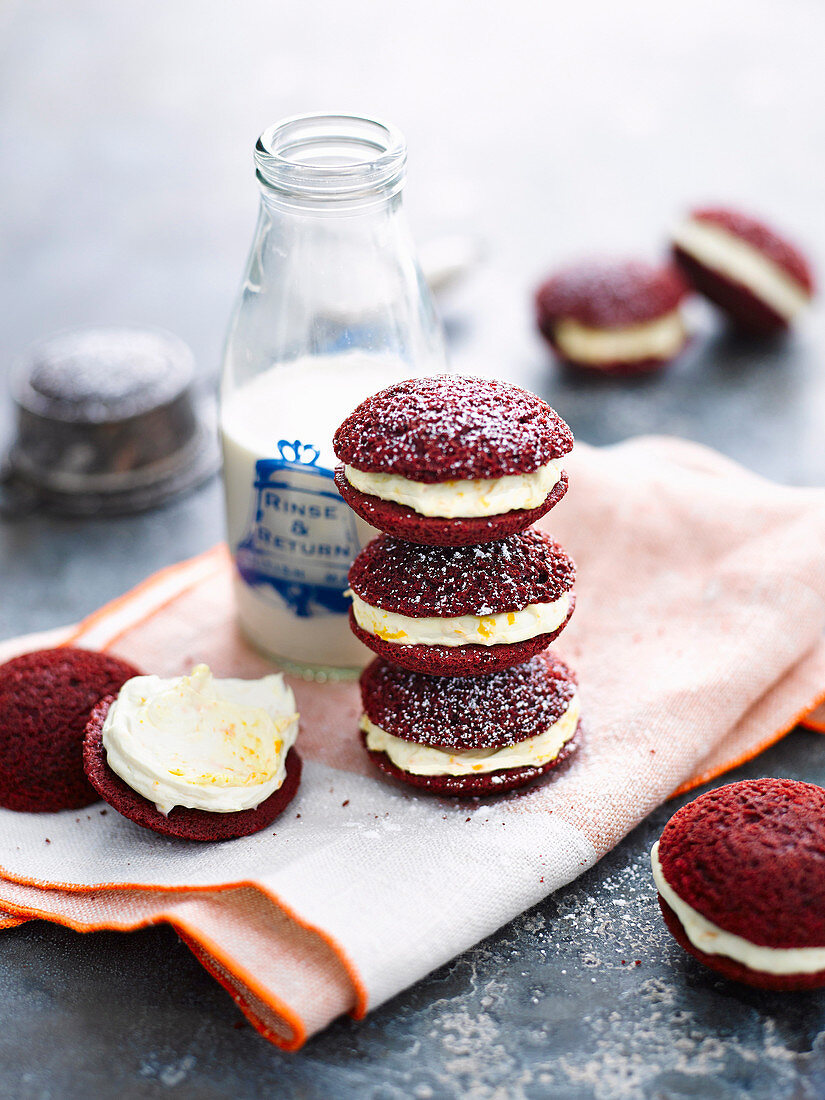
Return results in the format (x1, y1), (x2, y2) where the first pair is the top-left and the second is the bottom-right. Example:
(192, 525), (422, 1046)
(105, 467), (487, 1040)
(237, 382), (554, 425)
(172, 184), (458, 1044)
(219, 113), (447, 398)
(254, 114), (406, 215)
(258, 184), (404, 220)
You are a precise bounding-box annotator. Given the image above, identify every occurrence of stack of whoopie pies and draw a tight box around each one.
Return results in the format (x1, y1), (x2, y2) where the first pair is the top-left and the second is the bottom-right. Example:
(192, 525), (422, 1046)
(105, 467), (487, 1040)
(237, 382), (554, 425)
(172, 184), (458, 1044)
(334, 375), (582, 796)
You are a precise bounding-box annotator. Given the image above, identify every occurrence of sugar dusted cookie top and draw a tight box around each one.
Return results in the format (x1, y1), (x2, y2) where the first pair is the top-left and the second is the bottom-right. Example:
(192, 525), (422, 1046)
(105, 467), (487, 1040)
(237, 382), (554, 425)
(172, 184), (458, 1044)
(360, 653), (577, 752)
(536, 259), (687, 330)
(349, 530), (575, 619)
(333, 375), (573, 483)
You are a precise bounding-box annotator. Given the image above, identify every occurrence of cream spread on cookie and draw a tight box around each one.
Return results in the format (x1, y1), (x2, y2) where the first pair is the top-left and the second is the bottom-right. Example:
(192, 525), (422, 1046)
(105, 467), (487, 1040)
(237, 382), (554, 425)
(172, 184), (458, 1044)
(361, 693), (579, 776)
(673, 218), (811, 321)
(102, 664), (299, 815)
(343, 458), (564, 518)
(651, 841), (825, 975)
(554, 311), (685, 364)
(350, 592), (571, 647)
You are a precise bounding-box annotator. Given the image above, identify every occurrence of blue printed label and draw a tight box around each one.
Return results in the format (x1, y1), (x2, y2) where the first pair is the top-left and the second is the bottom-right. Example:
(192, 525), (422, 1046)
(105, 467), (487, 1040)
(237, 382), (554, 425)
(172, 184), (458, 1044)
(235, 440), (360, 618)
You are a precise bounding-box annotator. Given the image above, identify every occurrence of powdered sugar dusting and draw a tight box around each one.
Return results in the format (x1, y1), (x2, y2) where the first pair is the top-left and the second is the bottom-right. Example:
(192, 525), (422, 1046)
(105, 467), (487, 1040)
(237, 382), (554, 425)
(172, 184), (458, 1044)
(349, 815), (823, 1100)
(361, 654), (576, 750)
(536, 259), (687, 329)
(349, 531), (575, 617)
(333, 376), (573, 482)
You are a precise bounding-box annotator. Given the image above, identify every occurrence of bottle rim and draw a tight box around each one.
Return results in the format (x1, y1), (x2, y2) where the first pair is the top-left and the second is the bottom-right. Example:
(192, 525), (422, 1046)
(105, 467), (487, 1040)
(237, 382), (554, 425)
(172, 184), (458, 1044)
(255, 113), (407, 205)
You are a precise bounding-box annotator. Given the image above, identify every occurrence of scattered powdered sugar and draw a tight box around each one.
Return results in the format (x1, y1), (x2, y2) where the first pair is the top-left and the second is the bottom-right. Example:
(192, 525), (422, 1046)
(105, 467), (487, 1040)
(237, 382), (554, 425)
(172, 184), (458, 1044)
(324, 824), (825, 1100)
(139, 1054), (197, 1087)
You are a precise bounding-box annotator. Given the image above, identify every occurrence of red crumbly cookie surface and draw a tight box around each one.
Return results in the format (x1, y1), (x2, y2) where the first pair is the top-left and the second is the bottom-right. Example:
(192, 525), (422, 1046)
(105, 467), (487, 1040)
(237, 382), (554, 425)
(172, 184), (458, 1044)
(360, 652), (577, 751)
(83, 697), (302, 842)
(363, 722), (580, 796)
(333, 375), (573, 482)
(349, 530), (575, 618)
(335, 467), (567, 547)
(0, 647), (141, 813)
(557, 354), (680, 378)
(535, 259), (687, 331)
(658, 779), (825, 950)
(689, 207), (814, 293)
(350, 599), (574, 677)
(658, 895), (825, 992)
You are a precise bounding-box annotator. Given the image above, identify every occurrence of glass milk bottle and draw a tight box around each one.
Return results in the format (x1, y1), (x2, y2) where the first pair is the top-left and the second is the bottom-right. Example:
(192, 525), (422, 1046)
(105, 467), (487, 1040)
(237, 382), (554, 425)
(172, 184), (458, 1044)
(220, 114), (448, 679)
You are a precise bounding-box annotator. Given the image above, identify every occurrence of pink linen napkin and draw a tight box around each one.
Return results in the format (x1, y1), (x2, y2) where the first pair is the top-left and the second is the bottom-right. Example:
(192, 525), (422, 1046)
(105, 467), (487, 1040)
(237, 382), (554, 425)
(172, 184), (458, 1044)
(0, 435), (824, 1049)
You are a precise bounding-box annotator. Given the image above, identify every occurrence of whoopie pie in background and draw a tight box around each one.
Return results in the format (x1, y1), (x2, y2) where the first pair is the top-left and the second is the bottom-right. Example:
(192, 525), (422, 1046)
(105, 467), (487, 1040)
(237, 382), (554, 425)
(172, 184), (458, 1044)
(652, 778), (825, 990)
(333, 375), (573, 547)
(672, 206), (815, 335)
(0, 646), (141, 813)
(347, 530), (575, 677)
(535, 258), (689, 374)
(359, 653), (581, 796)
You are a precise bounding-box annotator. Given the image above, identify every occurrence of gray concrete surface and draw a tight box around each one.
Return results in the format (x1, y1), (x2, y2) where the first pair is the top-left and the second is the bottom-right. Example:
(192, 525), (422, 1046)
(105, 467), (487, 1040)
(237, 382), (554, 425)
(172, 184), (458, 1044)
(1, 0), (825, 1096)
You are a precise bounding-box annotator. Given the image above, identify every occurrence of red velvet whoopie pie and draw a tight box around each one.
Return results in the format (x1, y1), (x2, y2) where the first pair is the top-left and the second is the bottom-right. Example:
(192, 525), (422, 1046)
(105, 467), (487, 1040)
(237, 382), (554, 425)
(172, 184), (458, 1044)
(348, 530), (575, 677)
(652, 778), (825, 990)
(333, 375), (573, 547)
(0, 646), (141, 813)
(672, 207), (814, 335)
(535, 259), (689, 375)
(83, 696), (302, 842)
(359, 653), (581, 796)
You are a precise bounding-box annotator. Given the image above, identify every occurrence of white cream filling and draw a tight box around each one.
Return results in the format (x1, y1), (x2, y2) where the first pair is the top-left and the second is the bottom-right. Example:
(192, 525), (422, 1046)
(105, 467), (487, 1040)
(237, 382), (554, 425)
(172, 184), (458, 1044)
(554, 311), (686, 364)
(343, 458), (564, 518)
(673, 219), (810, 321)
(102, 664), (299, 815)
(362, 694), (579, 776)
(651, 842), (825, 975)
(350, 591), (571, 647)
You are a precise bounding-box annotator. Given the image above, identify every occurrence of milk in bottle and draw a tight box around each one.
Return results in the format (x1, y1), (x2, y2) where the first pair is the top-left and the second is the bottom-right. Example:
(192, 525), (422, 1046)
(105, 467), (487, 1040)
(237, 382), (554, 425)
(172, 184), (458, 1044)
(220, 115), (447, 677)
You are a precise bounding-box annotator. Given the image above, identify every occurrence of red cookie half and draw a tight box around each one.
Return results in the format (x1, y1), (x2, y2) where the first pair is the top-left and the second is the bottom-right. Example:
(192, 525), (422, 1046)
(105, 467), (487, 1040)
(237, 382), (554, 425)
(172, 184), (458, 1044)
(335, 466), (568, 547)
(654, 778), (825, 990)
(0, 647), (141, 813)
(349, 530), (576, 618)
(360, 652), (578, 752)
(560, 355), (681, 378)
(333, 375), (574, 483)
(83, 697), (302, 842)
(658, 896), (825, 992)
(362, 722), (580, 796)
